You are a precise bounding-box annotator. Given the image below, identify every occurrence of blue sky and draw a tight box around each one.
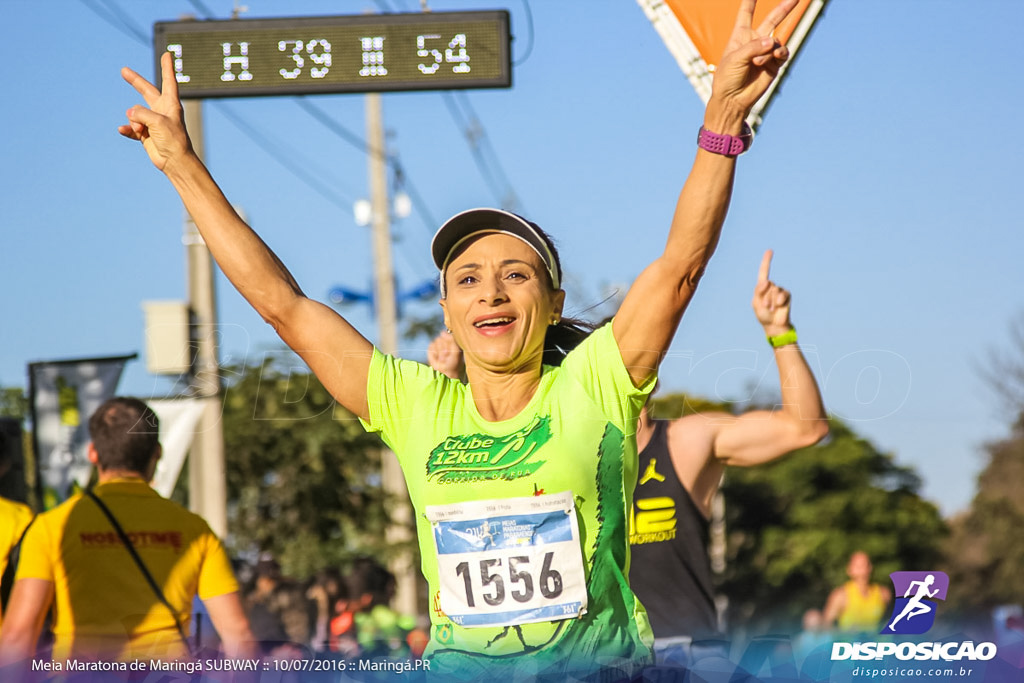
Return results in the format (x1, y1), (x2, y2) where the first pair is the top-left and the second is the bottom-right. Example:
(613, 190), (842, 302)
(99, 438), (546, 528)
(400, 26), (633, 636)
(2, 0), (1022, 518)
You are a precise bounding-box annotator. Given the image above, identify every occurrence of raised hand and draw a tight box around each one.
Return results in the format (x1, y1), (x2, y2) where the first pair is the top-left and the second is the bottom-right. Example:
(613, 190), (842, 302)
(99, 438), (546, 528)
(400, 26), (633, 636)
(712, 0), (798, 115)
(427, 331), (464, 380)
(118, 52), (192, 172)
(752, 249), (793, 336)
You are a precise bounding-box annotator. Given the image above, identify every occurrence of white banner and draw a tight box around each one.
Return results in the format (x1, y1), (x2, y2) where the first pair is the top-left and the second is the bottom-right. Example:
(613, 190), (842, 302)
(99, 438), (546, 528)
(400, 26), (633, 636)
(29, 354), (135, 507)
(148, 398), (204, 498)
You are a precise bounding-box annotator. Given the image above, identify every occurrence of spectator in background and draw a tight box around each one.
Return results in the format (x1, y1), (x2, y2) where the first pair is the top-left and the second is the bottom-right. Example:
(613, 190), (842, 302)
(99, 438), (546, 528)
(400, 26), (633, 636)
(346, 557), (418, 660)
(0, 397), (255, 670)
(824, 551), (891, 635)
(307, 567), (344, 652)
(793, 608), (831, 662)
(244, 557), (289, 651)
(0, 430), (34, 627)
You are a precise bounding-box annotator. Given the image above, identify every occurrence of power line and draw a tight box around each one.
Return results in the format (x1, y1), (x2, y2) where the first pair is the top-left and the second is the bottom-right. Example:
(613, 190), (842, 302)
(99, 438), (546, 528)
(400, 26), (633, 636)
(185, 0), (215, 19)
(211, 102), (355, 210)
(441, 92), (523, 214)
(79, 0), (148, 44)
(513, 0), (536, 66)
(294, 98), (381, 159)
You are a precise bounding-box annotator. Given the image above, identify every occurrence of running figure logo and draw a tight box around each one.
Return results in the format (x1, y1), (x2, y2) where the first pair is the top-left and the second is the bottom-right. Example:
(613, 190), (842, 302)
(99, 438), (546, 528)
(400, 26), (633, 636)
(881, 571), (949, 635)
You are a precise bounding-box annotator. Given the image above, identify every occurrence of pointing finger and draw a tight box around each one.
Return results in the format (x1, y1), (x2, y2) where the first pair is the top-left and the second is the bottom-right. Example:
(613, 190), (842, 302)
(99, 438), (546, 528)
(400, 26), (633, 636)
(758, 249), (773, 283)
(160, 51), (180, 100)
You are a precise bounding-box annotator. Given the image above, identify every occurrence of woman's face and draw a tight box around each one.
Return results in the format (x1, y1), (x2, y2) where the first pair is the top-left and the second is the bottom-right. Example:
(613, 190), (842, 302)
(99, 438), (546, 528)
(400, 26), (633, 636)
(440, 232), (564, 373)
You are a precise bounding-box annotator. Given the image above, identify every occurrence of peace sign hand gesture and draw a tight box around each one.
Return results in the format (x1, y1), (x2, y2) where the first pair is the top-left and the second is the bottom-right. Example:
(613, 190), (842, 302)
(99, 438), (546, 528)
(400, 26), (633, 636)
(712, 0), (798, 116)
(752, 249), (793, 337)
(118, 52), (192, 173)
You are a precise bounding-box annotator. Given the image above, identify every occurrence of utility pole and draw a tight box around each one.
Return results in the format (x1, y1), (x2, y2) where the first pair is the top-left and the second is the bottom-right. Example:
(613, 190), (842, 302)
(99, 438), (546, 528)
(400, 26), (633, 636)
(366, 92), (419, 618)
(182, 99), (228, 538)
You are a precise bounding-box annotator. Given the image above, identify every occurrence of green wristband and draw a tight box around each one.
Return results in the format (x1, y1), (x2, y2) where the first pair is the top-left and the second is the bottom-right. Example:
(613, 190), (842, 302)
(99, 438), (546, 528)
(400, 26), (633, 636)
(767, 328), (798, 348)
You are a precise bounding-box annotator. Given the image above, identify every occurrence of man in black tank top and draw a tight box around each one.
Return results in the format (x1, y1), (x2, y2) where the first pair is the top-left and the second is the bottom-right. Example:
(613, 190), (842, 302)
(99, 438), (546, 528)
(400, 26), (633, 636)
(629, 250), (829, 666)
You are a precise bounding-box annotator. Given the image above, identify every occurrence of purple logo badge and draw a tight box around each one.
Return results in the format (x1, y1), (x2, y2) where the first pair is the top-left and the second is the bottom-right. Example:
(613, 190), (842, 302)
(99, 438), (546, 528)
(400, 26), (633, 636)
(881, 571), (949, 635)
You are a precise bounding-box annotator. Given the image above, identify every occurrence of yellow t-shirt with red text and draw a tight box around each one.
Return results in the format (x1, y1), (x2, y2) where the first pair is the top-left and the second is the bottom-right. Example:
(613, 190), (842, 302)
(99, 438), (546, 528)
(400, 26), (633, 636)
(16, 479), (239, 660)
(1, 496), (34, 625)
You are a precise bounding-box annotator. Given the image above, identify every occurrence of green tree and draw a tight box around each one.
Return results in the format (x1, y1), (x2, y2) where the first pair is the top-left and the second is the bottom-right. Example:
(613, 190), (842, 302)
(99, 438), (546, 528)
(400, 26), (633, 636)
(220, 356), (397, 580)
(719, 418), (946, 632)
(0, 386), (29, 419)
(943, 413), (1024, 615)
(943, 312), (1024, 616)
(0, 385), (33, 506)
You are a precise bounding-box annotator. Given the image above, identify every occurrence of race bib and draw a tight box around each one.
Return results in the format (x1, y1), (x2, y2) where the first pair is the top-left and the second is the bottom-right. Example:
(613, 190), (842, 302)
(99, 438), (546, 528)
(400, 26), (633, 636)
(426, 491), (588, 628)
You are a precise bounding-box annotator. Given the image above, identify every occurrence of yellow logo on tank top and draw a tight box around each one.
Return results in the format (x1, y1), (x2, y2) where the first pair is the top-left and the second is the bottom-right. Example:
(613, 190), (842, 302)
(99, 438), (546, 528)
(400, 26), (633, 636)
(638, 457), (666, 485)
(628, 496), (677, 545)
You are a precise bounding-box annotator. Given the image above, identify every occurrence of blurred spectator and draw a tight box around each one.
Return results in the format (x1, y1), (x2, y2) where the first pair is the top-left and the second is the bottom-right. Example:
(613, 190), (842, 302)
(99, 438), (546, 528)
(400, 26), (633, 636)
(0, 430), (33, 627)
(793, 608), (831, 662)
(244, 557), (289, 651)
(243, 555), (313, 656)
(347, 557), (416, 659)
(307, 567), (343, 652)
(824, 551), (891, 635)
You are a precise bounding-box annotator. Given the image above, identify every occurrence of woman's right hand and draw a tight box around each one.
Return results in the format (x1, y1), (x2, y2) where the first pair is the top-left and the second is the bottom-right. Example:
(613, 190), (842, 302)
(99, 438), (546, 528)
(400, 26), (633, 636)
(427, 331), (464, 380)
(118, 51), (192, 173)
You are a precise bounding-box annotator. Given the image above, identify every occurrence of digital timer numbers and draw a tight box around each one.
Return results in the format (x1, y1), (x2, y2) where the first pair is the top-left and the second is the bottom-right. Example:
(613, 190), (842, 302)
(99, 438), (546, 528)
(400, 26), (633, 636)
(166, 33), (474, 84)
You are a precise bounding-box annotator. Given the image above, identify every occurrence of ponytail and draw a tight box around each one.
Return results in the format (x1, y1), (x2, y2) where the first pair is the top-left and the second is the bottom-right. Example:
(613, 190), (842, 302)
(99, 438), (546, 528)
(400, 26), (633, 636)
(542, 316), (596, 366)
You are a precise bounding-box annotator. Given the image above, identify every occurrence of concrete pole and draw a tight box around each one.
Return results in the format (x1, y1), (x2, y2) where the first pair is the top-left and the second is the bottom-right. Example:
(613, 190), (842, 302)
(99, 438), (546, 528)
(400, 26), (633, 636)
(366, 92), (420, 618)
(182, 99), (228, 538)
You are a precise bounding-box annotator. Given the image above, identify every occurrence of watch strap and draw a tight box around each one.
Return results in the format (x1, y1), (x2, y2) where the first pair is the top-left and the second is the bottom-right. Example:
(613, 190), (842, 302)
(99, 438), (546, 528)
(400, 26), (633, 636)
(697, 122), (753, 156)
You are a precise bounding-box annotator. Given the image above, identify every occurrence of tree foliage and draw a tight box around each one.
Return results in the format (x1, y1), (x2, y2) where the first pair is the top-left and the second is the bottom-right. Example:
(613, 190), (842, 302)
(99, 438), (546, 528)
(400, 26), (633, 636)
(220, 357), (398, 580)
(719, 419), (946, 631)
(652, 392), (947, 633)
(943, 413), (1024, 615)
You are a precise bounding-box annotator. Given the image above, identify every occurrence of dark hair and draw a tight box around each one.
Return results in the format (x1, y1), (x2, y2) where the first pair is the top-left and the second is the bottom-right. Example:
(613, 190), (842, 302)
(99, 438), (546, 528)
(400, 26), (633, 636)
(544, 317), (595, 366)
(346, 556), (395, 607)
(88, 397), (160, 474)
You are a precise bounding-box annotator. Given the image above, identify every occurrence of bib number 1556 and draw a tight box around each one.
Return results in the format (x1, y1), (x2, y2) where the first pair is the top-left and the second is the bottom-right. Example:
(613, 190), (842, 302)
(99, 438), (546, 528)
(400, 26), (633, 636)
(455, 552), (562, 608)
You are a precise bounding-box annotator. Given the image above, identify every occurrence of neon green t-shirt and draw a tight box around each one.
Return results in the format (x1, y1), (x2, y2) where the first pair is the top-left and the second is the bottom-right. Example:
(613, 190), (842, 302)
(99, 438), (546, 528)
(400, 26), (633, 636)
(362, 323), (655, 679)
(16, 479), (239, 661)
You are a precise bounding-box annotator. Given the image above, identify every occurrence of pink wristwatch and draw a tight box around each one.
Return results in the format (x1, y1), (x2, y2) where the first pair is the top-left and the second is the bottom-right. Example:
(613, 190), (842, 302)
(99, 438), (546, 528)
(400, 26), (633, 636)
(697, 122), (753, 156)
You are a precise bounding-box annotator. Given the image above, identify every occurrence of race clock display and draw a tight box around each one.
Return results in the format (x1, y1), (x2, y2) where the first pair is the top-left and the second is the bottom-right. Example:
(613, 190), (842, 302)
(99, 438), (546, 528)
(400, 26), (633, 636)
(153, 11), (511, 98)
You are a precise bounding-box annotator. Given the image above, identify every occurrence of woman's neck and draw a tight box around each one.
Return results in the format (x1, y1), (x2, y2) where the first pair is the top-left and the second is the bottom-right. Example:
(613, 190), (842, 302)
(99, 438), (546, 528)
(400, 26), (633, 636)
(466, 365), (543, 422)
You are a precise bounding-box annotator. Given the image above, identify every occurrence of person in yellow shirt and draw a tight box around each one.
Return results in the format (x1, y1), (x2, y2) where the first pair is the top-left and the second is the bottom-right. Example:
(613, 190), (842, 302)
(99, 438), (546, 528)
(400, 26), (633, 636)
(0, 397), (256, 668)
(823, 551), (891, 634)
(0, 429), (34, 626)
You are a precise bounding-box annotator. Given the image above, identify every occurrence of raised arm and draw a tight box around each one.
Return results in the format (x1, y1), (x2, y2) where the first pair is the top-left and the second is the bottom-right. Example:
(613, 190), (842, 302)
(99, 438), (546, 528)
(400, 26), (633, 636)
(614, 0), (798, 386)
(119, 53), (373, 419)
(707, 249), (829, 465)
(661, 250), (827, 514)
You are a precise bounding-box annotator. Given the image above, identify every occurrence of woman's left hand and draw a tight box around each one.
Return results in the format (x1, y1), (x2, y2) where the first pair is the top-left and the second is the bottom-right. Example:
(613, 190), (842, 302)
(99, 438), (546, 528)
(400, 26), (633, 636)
(711, 0), (799, 115)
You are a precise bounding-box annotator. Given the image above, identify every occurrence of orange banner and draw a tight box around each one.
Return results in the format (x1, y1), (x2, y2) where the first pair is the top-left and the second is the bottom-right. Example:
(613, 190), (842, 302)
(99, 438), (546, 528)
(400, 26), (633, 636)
(663, 0), (815, 69)
(636, 0), (828, 129)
